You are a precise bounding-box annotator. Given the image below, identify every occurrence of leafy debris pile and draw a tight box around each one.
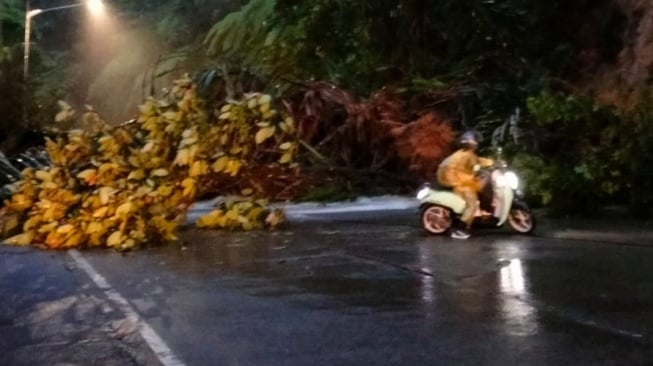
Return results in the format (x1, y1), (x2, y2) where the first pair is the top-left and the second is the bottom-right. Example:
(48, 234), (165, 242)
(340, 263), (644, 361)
(0, 77), (295, 250)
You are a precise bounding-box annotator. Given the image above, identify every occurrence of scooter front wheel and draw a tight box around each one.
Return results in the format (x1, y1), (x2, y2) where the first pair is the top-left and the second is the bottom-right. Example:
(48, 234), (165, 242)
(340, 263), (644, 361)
(508, 208), (535, 234)
(421, 205), (453, 235)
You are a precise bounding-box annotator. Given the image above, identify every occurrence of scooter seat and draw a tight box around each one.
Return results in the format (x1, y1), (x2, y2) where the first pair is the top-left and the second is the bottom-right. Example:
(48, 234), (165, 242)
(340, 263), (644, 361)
(432, 183), (454, 192)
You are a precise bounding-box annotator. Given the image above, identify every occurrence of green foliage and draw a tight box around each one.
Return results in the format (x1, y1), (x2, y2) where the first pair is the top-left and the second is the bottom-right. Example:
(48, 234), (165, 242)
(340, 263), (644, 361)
(300, 181), (358, 203)
(204, 0), (306, 86)
(510, 153), (551, 206)
(112, 0), (240, 45)
(1, 0), (25, 45)
(527, 90), (598, 125)
(516, 88), (653, 215)
(614, 89), (653, 215)
(201, 0), (616, 97)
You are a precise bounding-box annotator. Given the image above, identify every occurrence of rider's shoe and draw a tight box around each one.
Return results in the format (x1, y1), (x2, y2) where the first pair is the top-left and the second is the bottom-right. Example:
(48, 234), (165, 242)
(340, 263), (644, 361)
(451, 228), (471, 240)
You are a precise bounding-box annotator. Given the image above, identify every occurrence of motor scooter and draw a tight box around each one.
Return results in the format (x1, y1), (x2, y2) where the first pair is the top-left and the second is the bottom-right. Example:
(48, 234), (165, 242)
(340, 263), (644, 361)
(416, 161), (535, 235)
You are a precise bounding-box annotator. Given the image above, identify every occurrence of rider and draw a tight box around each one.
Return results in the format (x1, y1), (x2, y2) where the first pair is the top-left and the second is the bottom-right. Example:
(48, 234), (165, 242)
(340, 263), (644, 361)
(436, 130), (494, 239)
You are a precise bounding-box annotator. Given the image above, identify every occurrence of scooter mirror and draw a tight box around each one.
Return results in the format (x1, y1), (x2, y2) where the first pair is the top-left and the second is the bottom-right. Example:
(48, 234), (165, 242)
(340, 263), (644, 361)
(494, 146), (504, 161)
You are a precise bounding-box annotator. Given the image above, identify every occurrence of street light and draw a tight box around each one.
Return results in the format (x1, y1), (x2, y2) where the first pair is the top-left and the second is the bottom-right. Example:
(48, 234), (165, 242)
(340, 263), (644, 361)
(23, 0), (105, 80)
(22, 0), (105, 125)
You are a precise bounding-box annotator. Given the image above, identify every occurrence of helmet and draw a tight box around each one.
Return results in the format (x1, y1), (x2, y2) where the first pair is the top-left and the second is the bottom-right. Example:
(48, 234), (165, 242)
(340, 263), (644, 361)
(459, 130), (481, 149)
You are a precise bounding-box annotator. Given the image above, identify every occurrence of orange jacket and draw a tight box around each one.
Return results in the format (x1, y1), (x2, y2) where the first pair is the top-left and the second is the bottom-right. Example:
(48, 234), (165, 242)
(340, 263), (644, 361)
(436, 149), (493, 192)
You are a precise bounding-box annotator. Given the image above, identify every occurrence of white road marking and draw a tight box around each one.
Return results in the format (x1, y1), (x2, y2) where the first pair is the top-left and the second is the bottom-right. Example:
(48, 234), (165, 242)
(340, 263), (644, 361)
(68, 249), (186, 366)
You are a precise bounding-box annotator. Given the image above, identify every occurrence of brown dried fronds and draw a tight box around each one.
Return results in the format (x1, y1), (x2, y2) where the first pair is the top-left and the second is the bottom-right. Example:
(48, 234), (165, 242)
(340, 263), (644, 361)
(391, 112), (455, 180)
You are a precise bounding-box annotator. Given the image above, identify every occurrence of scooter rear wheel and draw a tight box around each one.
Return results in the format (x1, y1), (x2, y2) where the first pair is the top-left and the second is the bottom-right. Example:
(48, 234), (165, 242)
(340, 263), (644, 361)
(421, 205), (453, 235)
(508, 208), (535, 234)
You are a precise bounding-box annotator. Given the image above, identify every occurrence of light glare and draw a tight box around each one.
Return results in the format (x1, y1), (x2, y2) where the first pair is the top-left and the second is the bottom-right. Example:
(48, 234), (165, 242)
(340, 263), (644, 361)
(416, 187), (430, 200)
(87, 0), (104, 16)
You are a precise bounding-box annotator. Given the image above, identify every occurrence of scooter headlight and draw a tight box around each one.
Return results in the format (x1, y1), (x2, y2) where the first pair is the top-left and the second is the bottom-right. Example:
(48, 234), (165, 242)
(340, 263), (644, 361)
(504, 171), (519, 190)
(416, 187), (430, 200)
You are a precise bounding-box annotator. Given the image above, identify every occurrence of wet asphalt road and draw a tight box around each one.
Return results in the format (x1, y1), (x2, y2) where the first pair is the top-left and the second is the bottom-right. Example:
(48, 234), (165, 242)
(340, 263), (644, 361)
(70, 210), (653, 366)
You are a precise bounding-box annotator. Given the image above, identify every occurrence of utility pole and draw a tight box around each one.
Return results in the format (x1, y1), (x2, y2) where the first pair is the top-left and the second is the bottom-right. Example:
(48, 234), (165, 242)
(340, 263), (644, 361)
(0, 2), (3, 47)
(22, 0), (30, 126)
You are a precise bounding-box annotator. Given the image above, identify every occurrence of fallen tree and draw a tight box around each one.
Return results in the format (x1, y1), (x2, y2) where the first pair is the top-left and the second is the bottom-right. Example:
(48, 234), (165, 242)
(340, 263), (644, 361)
(0, 77), (293, 250)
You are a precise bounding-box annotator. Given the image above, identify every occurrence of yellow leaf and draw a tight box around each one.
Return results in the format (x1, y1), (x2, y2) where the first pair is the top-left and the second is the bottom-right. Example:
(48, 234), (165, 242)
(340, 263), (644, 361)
(122, 238), (137, 249)
(45, 231), (65, 248)
(190, 161), (208, 177)
(63, 232), (84, 248)
(279, 122), (290, 133)
(106, 231), (122, 247)
(98, 163), (121, 177)
(157, 184), (173, 197)
(226, 160), (242, 176)
(35, 170), (53, 182)
(248, 207), (264, 221)
(182, 129), (194, 139)
(260, 103), (271, 114)
(57, 224), (75, 234)
(141, 141), (155, 153)
(241, 188), (254, 196)
(23, 216), (42, 232)
(37, 222), (57, 234)
(197, 210), (224, 228)
(115, 202), (133, 218)
(77, 169), (97, 182)
(258, 94), (272, 105)
(222, 209), (238, 223)
(279, 152), (292, 164)
(89, 231), (105, 247)
(247, 98), (258, 109)
(8, 194), (31, 211)
(136, 186), (154, 196)
(138, 102), (156, 117)
(3, 215), (19, 234)
(58, 100), (72, 110)
(55, 110), (73, 123)
(98, 135), (112, 144)
(98, 187), (115, 205)
(93, 206), (109, 218)
(128, 156), (141, 168)
(173, 149), (190, 166)
(148, 203), (165, 215)
(262, 109), (275, 119)
(279, 142), (292, 150)
(181, 178), (196, 198)
(86, 222), (104, 234)
(219, 134), (229, 146)
(163, 111), (180, 121)
(181, 137), (198, 147)
(220, 104), (231, 113)
(151, 168), (169, 177)
(5, 232), (35, 246)
(284, 117), (295, 128)
(255, 126), (275, 144)
(212, 157), (229, 173)
(128, 169), (146, 180)
(41, 182), (58, 190)
(218, 112), (231, 120)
